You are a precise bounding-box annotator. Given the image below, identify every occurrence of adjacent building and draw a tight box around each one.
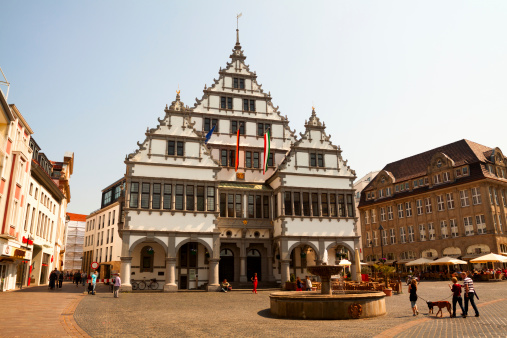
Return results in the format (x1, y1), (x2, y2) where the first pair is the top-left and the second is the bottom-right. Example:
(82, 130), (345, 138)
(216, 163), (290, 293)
(64, 213), (86, 273)
(353, 171), (379, 259)
(358, 139), (507, 268)
(119, 29), (358, 292)
(83, 178), (123, 279)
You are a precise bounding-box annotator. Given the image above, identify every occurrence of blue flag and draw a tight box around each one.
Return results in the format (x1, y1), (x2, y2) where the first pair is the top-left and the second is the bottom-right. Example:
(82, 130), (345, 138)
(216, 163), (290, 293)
(205, 125), (216, 144)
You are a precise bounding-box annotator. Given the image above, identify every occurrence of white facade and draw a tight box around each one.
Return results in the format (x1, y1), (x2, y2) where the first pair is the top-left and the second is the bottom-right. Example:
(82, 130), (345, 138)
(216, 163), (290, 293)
(353, 171), (379, 259)
(120, 30), (359, 291)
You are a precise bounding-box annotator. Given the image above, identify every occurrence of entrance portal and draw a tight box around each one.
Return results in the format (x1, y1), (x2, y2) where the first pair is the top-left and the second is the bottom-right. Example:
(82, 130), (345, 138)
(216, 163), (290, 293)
(247, 249), (261, 281)
(219, 249), (234, 282)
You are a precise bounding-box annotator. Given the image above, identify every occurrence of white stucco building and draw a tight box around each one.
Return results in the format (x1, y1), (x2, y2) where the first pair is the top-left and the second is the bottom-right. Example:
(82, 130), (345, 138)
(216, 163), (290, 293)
(120, 30), (359, 291)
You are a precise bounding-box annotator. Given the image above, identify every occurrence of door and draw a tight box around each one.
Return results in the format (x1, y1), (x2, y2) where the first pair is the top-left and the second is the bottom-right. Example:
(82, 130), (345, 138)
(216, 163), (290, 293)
(247, 249), (261, 281)
(179, 275), (188, 290)
(219, 249), (234, 282)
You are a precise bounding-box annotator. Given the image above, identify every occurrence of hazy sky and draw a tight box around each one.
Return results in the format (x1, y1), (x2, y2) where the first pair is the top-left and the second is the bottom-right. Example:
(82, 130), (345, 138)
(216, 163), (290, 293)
(1, 1), (506, 214)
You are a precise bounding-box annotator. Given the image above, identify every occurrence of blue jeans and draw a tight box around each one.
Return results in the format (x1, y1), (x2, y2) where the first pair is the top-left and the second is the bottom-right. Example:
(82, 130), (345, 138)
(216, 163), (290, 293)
(452, 296), (464, 316)
(464, 292), (479, 316)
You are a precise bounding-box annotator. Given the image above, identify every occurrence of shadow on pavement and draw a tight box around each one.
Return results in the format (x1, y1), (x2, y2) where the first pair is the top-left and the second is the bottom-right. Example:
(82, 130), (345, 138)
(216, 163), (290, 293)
(257, 308), (275, 319)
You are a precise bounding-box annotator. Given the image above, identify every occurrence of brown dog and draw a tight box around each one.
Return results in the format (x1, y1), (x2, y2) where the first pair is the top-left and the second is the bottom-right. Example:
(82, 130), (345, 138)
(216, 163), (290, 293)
(426, 301), (452, 317)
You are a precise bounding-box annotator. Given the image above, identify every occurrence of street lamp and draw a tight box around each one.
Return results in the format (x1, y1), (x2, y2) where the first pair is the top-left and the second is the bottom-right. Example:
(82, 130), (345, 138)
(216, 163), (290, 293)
(378, 224), (385, 264)
(20, 235), (33, 290)
(369, 241), (374, 262)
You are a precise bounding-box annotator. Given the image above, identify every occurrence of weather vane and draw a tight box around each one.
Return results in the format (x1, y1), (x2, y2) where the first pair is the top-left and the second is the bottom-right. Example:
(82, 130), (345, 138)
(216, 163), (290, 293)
(176, 84), (180, 95)
(237, 13), (242, 30)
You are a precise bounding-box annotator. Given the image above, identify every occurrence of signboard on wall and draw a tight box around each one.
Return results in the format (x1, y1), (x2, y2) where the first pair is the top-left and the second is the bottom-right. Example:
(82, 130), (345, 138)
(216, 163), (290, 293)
(189, 269), (196, 280)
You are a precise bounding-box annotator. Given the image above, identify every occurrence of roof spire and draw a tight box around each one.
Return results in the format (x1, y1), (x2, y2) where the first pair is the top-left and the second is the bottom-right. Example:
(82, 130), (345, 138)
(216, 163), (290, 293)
(236, 13), (242, 47)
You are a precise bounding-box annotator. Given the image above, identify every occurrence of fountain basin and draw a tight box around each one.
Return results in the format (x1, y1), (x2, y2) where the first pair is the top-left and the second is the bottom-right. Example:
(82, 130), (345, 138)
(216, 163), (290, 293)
(270, 290), (386, 320)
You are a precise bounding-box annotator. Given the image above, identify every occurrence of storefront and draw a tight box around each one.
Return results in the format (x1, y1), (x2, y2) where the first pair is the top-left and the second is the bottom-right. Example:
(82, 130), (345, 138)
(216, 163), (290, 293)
(0, 241), (30, 291)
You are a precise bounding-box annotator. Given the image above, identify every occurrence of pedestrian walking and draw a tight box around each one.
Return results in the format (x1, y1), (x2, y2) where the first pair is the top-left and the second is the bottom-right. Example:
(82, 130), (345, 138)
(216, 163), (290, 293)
(296, 277), (303, 291)
(113, 273), (121, 298)
(449, 277), (465, 318)
(49, 269), (58, 290)
(408, 278), (419, 316)
(251, 273), (258, 294)
(75, 270), (82, 287)
(82, 272), (87, 286)
(91, 271), (98, 295)
(461, 272), (479, 317)
(305, 276), (313, 291)
(58, 271), (63, 289)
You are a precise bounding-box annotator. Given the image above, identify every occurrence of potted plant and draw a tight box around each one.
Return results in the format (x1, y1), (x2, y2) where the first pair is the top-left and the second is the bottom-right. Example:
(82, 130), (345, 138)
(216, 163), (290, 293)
(374, 263), (396, 296)
(284, 274), (297, 291)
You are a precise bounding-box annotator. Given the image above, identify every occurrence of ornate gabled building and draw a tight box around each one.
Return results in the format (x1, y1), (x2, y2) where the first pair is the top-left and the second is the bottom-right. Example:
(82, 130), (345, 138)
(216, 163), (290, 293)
(358, 139), (507, 268)
(120, 30), (358, 291)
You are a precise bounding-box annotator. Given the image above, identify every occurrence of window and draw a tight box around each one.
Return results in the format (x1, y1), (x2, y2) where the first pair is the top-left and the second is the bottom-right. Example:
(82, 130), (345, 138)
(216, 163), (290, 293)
(405, 202), (412, 217)
(220, 96), (233, 109)
(263, 196), (269, 219)
(440, 221), (448, 239)
(380, 207), (386, 221)
(416, 199), (423, 215)
(471, 187), (481, 205)
(494, 189), (499, 205)
(338, 194), (348, 217)
(425, 198), (432, 213)
(233, 77), (245, 89)
(329, 194), (337, 217)
(366, 232), (371, 247)
(106, 230), (110, 244)
(103, 191), (112, 205)
(456, 168), (462, 177)
(429, 223), (437, 240)
(371, 209), (377, 223)
(309, 153), (324, 167)
(257, 123), (271, 136)
(186, 185), (194, 211)
(382, 229), (388, 246)
(502, 190), (507, 207)
(207, 187), (215, 211)
(284, 192), (292, 216)
(152, 184), (161, 209)
(443, 172), (450, 182)
(462, 166), (468, 175)
(231, 120), (245, 135)
(378, 189), (384, 198)
(243, 99), (255, 111)
(364, 210), (369, 224)
(303, 192), (310, 216)
(464, 216), (474, 236)
(400, 227), (406, 243)
(450, 219), (458, 237)
(293, 192), (301, 216)
(433, 174), (441, 185)
(437, 195), (445, 211)
(167, 141), (184, 156)
(24, 204), (30, 231)
(321, 193), (329, 216)
(255, 195), (262, 218)
(413, 180), (419, 188)
(204, 118), (219, 132)
(245, 151), (260, 168)
(114, 185), (121, 200)
(196, 186), (205, 211)
(389, 228), (396, 244)
(446, 193), (455, 209)
(397, 204), (404, 218)
(347, 195), (354, 217)
(140, 246), (155, 272)
(476, 214), (486, 234)
(163, 184), (172, 210)
(459, 190), (470, 207)
(141, 183), (150, 209)
(312, 193), (319, 216)
(175, 185), (184, 210)
(373, 231), (378, 246)
(129, 183), (139, 208)
(419, 224), (426, 241)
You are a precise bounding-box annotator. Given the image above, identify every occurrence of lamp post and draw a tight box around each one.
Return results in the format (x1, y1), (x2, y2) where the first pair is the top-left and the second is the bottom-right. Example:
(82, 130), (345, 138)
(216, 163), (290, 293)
(20, 236), (33, 290)
(369, 241), (374, 262)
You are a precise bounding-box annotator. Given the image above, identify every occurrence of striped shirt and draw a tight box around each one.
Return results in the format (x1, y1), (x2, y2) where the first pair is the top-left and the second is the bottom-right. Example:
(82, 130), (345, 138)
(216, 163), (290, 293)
(463, 277), (475, 293)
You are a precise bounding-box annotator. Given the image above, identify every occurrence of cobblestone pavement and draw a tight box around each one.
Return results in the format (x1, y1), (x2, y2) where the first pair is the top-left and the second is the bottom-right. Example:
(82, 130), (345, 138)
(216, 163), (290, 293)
(0, 281), (89, 337)
(73, 280), (507, 337)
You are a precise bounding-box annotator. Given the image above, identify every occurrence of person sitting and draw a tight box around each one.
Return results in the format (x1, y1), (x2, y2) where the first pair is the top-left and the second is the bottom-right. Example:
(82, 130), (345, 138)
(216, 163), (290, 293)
(221, 279), (232, 292)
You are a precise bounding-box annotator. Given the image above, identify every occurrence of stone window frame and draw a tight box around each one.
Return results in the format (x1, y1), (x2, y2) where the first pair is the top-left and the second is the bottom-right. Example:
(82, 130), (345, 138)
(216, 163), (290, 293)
(380, 207), (386, 222)
(446, 193), (455, 209)
(397, 203), (404, 218)
(416, 199), (423, 215)
(387, 206), (394, 220)
(389, 228), (396, 244)
(436, 195), (445, 211)
(203, 117), (219, 133)
(282, 189), (354, 220)
(405, 202), (412, 217)
(459, 189), (470, 207)
(167, 139), (185, 157)
(425, 197), (433, 213)
(471, 187), (482, 205)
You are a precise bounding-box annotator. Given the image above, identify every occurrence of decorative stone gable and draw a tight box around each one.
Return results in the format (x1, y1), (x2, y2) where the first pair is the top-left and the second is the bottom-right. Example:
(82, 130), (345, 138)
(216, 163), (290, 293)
(126, 92), (219, 171)
(276, 108), (355, 179)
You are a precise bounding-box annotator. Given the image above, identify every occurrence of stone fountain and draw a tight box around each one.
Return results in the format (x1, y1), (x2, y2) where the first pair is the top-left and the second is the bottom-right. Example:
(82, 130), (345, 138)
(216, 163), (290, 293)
(270, 265), (386, 320)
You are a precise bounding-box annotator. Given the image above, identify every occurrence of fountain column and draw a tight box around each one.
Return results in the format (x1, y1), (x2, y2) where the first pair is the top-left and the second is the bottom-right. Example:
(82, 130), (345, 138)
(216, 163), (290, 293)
(281, 260), (290, 284)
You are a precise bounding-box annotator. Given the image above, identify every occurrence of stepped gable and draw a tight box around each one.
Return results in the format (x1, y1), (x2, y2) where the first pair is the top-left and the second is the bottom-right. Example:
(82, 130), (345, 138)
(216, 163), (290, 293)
(276, 107), (355, 177)
(190, 30), (296, 138)
(126, 92), (220, 168)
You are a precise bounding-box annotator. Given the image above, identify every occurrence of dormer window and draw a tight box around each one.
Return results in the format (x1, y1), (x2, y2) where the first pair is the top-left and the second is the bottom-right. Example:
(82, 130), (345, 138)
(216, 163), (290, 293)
(381, 177), (385, 184)
(386, 187), (392, 196)
(443, 172), (450, 182)
(436, 159), (442, 168)
(221, 97), (233, 109)
(310, 153), (324, 167)
(456, 168), (462, 177)
(462, 166), (469, 176)
(378, 189), (384, 198)
(434, 174), (441, 185)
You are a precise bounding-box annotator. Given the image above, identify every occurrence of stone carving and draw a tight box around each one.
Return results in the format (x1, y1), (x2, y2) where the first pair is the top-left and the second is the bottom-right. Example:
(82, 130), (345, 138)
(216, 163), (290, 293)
(348, 303), (363, 319)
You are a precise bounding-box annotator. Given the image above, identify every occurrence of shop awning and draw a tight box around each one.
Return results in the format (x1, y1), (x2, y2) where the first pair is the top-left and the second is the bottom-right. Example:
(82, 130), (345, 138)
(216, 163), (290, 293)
(219, 182), (272, 191)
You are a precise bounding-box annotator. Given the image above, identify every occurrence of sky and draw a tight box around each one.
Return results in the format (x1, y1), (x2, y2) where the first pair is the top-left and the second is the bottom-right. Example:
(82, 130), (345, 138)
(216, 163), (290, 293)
(1, 1), (506, 214)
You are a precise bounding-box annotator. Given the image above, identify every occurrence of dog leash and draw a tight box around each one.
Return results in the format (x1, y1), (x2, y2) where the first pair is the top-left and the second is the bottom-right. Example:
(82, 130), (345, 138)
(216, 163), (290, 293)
(417, 294), (452, 302)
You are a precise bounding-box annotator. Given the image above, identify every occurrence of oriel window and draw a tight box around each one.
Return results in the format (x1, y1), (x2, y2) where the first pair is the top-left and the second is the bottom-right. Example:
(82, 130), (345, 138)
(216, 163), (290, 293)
(321, 193), (329, 216)
(141, 183), (150, 209)
(303, 192), (310, 216)
(263, 196), (269, 219)
(175, 185), (184, 210)
(221, 150), (228, 166)
(248, 195), (254, 218)
(330, 194), (337, 217)
(186, 185), (194, 211)
(235, 194), (242, 218)
(311, 193), (319, 216)
(293, 193), (301, 216)
(255, 195), (262, 218)
(347, 194), (354, 217)
(220, 193), (226, 217)
(338, 194), (346, 217)
(197, 186), (205, 211)
(207, 187), (215, 211)
(284, 192), (292, 216)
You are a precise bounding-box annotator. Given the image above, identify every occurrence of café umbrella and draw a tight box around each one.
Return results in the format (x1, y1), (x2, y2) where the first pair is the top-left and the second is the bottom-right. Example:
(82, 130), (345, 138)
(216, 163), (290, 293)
(405, 258), (434, 266)
(428, 256), (467, 272)
(470, 253), (507, 264)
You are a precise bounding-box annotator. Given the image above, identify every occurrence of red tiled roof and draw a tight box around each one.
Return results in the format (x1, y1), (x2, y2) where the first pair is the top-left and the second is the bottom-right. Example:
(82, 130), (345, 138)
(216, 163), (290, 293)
(67, 213), (87, 222)
(381, 139), (492, 183)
